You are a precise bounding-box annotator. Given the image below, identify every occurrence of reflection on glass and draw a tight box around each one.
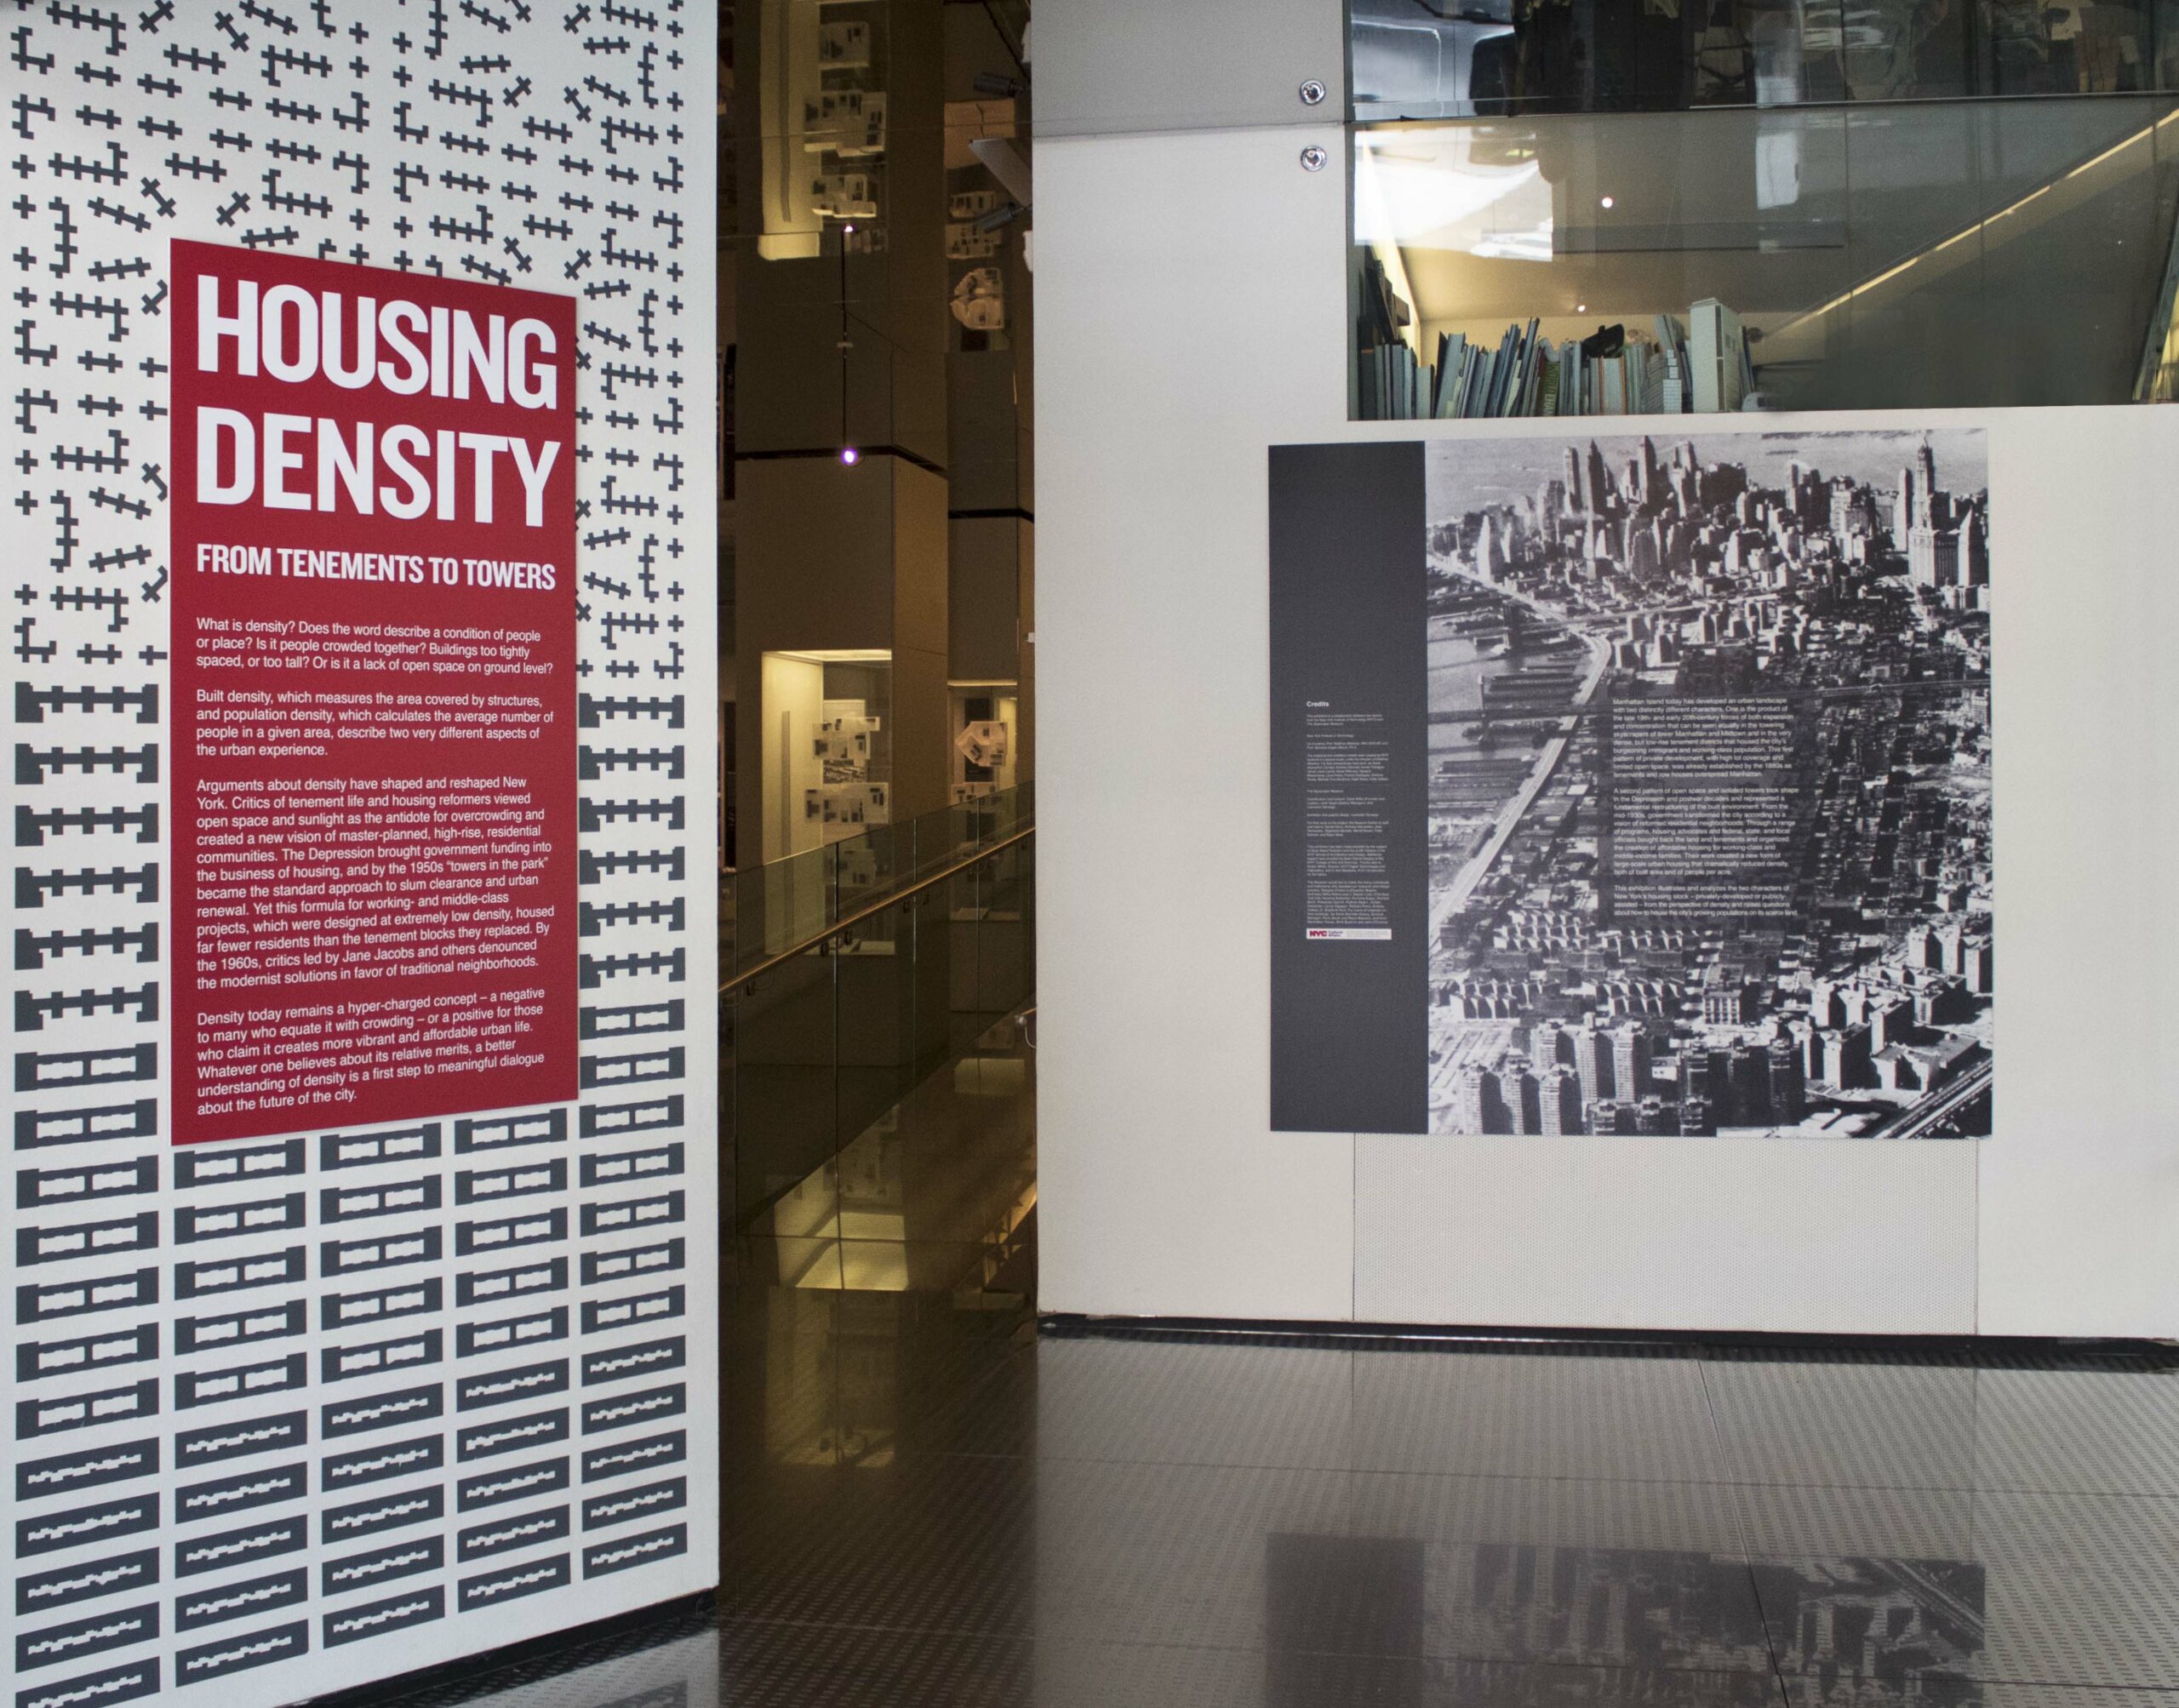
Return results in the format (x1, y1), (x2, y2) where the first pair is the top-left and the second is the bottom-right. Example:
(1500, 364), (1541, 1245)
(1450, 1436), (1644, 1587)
(730, 937), (839, 1225)
(741, 1000), (1037, 1298)
(755, 0), (890, 259)
(728, 803), (1035, 1262)
(720, 780), (1032, 984)
(1353, 99), (2179, 416)
(1351, 0), (2179, 120)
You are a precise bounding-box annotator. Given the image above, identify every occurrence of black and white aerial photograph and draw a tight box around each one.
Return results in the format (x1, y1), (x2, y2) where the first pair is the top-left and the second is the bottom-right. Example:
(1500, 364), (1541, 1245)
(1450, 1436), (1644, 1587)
(1425, 428), (1993, 1140)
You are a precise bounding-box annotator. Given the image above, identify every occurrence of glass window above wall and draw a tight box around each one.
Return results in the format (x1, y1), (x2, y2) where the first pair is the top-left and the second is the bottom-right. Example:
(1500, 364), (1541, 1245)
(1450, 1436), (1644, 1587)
(1349, 0), (2179, 119)
(1352, 96), (2179, 417)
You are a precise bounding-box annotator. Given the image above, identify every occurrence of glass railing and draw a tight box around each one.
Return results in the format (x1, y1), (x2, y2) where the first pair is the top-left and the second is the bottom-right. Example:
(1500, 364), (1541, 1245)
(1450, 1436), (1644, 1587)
(719, 780), (1034, 986)
(722, 795), (1034, 1237)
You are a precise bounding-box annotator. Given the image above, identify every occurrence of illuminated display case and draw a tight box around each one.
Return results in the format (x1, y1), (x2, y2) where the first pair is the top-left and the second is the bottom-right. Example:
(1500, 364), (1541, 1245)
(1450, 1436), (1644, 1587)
(760, 648), (894, 859)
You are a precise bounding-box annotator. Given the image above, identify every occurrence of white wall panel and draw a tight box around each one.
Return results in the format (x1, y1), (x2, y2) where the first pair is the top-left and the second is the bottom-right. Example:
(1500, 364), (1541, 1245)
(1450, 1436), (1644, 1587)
(1355, 1136), (1977, 1334)
(1, 7), (718, 1704)
(1973, 408), (2179, 1337)
(1038, 99), (2177, 1335)
(1036, 126), (1358, 1322)
(1035, 0), (1347, 139)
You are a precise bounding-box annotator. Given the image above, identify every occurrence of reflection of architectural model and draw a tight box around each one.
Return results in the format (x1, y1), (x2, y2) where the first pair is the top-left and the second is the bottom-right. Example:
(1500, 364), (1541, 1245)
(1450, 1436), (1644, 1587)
(950, 266), (1004, 331)
(1421, 430), (1993, 1140)
(947, 190), (1004, 261)
(806, 703), (890, 828)
(804, 89), (885, 157)
(952, 720), (1009, 768)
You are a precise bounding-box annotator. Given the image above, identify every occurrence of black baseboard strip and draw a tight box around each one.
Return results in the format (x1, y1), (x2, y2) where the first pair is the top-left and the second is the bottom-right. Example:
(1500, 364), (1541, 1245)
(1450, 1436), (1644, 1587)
(1037, 1313), (2179, 1368)
(303, 1588), (715, 1706)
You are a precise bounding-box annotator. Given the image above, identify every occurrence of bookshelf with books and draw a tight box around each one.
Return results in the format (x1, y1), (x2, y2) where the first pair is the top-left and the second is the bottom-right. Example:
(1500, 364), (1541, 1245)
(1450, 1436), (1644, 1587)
(1359, 269), (1759, 420)
(1352, 100), (2179, 421)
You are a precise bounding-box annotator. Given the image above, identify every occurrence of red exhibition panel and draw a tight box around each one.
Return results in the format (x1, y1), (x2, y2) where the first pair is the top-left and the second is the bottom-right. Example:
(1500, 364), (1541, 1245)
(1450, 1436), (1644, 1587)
(171, 238), (580, 1144)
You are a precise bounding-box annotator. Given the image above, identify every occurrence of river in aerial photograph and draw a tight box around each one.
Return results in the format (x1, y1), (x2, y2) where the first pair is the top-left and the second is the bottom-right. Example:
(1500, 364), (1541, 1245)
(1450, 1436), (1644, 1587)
(1427, 582), (1578, 866)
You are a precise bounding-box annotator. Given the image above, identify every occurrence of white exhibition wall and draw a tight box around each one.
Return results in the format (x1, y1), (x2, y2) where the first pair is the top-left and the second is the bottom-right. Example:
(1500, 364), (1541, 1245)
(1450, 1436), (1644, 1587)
(1034, 43), (2179, 1338)
(2, 8), (718, 1705)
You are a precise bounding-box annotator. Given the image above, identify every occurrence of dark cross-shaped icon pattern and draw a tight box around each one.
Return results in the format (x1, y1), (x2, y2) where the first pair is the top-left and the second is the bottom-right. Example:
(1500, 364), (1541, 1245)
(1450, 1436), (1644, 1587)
(4, 2), (713, 1701)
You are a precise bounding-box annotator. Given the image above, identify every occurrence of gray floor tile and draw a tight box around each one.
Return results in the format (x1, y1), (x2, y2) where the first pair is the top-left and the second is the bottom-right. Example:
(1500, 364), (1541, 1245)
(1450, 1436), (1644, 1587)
(1727, 1479), (1982, 1563)
(1727, 1482), (1988, 1694)
(1974, 1365), (2179, 1497)
(1033, 1459), (1355, 1653)
(1113, 1470), (1780, 1673)
(721, 1270), (1029, 1494)
(1353, 1474), (1768, 1673)
(718, 1450), (1035, 1637)
(1701, 1352), (1980, 1491)
(383, 1172), (2179, 1708)
(1048, 1647), (1793, 1707)
(1728, 1477), (2179, 1690)
(1032, 1335), (1358, 1470)
(896, 1332), (1041, 1460)
(718, 1619), (1032, 1707)
(1031, 1460), (1779, 1671)
(356, 1609), (719, 1707)
(1350, 1349), (1725, 1483)
(1750, 1552), (1986, 1697)
(1976, 1488), (2179, 1688)
(1352, 1467), (1754, 1560)
(1031, 1638), (1268, 1707)
(1414, 1659), (1787, 1705)
(1415, 1542), (1774, 1673)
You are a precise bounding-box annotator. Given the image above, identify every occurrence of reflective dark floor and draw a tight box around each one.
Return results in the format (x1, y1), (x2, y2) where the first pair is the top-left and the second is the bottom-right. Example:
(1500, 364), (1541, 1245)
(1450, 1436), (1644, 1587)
(375, 1020), (2179, 1707)
(385, 1219), (2179, 1708)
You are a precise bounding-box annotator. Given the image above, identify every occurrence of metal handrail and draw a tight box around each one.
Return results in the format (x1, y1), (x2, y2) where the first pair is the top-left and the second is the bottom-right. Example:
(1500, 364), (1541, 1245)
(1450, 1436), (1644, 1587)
(719, 824), (1035, 997)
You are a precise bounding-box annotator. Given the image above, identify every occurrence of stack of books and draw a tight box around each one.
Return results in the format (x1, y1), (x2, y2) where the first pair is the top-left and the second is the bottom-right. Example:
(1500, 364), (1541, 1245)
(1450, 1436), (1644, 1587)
(1358, 300), (1757, 420)
(1355, 254), (1417, 419)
